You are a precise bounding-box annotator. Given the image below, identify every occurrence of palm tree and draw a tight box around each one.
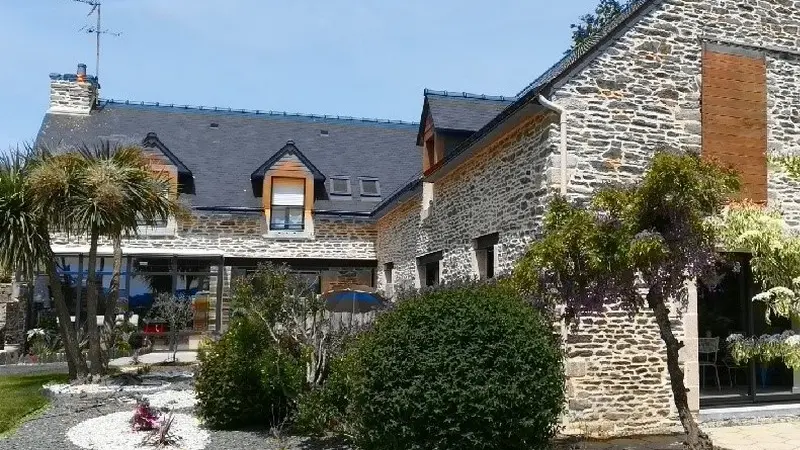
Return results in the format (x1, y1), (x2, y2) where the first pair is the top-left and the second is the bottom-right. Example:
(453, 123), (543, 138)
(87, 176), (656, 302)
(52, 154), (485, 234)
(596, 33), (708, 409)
(74, 144), (183, 374)
(0, 149), (88, 379)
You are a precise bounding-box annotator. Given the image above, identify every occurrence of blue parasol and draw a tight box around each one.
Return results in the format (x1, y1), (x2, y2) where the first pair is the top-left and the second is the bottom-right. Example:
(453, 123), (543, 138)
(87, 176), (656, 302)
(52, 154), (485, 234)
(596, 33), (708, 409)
(323, 285), (386, 314)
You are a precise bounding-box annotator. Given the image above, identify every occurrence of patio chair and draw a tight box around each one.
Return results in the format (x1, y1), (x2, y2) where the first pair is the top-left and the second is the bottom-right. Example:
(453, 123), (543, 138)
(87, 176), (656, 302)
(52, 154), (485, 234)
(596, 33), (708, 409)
(699, 337), (721, 390)
(722, 354), (747, 388)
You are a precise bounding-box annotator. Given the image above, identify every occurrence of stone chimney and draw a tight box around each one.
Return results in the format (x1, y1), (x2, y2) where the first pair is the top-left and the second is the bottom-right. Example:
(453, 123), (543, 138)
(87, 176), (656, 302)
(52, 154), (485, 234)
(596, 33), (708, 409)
(48, 63), (99, 115)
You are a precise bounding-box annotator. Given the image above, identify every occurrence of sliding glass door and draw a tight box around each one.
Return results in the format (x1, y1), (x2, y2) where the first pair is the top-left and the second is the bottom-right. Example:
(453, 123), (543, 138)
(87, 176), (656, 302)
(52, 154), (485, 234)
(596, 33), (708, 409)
(698, 254), (800, 407)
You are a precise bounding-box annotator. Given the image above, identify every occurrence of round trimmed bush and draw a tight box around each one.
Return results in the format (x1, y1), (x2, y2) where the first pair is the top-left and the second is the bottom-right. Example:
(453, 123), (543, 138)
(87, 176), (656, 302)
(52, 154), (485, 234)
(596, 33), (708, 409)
(195, 319), (303, 429)
(350, 282), (565, 450)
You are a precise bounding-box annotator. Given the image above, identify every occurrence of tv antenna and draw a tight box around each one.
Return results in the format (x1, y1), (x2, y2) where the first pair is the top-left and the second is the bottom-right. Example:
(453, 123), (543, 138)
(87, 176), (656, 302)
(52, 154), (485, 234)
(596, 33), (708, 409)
(70, 0), (121, 81)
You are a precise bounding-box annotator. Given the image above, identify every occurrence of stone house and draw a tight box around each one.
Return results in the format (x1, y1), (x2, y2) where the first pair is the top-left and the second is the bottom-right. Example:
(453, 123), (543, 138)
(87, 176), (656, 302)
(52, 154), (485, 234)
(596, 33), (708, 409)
(34, 0), (800, 437)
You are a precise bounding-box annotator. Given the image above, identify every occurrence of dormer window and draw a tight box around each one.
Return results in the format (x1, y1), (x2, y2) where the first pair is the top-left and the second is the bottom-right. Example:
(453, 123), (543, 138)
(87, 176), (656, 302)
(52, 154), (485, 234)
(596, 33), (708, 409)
(359, 178), (381, 197)
(330, 177), (351, 196)
(270, 177), (305, 231)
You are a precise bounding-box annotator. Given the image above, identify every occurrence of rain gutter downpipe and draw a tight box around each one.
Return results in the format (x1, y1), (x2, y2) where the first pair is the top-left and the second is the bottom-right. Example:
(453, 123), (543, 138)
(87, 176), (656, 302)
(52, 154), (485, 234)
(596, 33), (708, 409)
(537, 94), (568, 196)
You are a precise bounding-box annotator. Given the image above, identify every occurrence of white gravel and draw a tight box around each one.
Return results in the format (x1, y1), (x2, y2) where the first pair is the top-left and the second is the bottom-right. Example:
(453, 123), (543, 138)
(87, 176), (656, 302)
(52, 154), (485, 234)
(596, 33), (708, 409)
(145, 389), (198, 410)
(67, 411), (209, 450)
(44, 381), (171, 395)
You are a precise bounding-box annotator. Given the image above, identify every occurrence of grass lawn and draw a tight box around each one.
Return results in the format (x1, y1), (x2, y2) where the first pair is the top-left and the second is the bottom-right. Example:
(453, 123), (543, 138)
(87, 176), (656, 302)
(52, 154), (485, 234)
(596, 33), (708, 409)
(0, 373), (69, 435)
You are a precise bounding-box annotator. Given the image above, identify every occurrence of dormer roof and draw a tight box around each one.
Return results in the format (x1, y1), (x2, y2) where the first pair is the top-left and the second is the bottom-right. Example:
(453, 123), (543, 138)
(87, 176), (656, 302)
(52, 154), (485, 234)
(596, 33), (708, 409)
(141, 132), (194, 193)
(250, 140), (325, 197)
(415, 90), (516, 145)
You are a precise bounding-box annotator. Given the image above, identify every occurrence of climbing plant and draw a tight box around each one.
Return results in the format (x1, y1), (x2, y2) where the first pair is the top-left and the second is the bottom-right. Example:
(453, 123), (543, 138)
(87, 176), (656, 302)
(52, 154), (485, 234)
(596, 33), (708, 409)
(513, 151), (739, 450)
(718, 201), (800, 369)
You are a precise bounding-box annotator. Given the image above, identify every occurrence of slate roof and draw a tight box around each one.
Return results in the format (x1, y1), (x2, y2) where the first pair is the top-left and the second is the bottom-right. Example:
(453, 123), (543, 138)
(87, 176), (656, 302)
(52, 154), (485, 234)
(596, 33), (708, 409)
(250, 140), (325, 197)
(416, 90), (515, 145)
(37, 100), (421, 213)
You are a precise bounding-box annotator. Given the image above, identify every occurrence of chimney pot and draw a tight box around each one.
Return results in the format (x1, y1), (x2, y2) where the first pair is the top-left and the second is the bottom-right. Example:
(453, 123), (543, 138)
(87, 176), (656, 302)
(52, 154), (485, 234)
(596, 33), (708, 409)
(77, 63), (87, 81)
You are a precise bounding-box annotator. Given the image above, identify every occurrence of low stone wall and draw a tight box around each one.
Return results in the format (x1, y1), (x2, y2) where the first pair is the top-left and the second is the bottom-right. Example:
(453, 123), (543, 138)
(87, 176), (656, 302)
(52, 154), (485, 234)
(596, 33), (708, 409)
(0, 284), (24, 348)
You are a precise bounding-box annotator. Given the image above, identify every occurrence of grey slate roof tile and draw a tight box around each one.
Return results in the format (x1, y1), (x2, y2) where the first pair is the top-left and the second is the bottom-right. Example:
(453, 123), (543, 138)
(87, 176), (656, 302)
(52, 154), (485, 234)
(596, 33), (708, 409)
(36, 101), (421, 213)
(426, 92), (515, 132)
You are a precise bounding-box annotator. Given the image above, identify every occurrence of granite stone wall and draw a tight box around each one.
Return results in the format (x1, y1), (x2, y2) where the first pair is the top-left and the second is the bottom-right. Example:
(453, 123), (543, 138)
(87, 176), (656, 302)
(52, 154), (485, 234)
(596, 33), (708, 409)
(376, 115), (555, 290)
(53, 213), (377, 260)
(0, 284), (24, 347)
(48, 77), (97, 115)
(377, 0), (800, 438)
(546, 0), (800, 434)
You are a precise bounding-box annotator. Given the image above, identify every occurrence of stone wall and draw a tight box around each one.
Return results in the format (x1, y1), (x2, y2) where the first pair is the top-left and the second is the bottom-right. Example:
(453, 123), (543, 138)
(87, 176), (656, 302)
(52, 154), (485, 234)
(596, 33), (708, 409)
(53, 213), (377, 260)
(376, 114), (555, 289)
(48, 74), (98, 115)
(547, 0), (800, 434)
(0, 284), (24, 347)
(376, 0), (800, 438)
(767, 55), (800, 227)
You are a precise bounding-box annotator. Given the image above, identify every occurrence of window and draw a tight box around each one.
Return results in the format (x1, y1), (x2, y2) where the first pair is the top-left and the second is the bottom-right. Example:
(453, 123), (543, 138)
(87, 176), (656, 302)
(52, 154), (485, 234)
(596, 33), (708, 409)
(359, 178), (381, 197)
(425, 261), (439, 286)
(330, 177), (351, 196)
(383, 262), (394, 297)
(270, 177), (305, 231)
(135, 191), (175, 236)
(417, 251), (442, 287)
(384, 262), (394, 284)
(474, 233), (499, 280)
(137, 216), (169, 228)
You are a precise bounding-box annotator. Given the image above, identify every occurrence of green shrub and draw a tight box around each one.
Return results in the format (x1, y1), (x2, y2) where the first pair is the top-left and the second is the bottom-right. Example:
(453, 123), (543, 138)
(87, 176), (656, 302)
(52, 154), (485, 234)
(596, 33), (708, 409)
(195, 320), (303, 429)
(294, 350), (359, 435)
(350, 282), (565, 450)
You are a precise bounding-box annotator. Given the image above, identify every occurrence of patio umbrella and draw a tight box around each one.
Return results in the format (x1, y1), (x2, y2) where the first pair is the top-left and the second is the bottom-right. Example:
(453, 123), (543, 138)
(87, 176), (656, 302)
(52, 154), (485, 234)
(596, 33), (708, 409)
(323, 285), (386, 314)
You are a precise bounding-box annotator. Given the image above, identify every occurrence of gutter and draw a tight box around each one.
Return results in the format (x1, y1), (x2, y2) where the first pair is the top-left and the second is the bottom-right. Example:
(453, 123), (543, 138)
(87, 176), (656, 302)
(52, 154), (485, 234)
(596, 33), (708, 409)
(192, 206), (373, 218)
(537, 95), (568, 196)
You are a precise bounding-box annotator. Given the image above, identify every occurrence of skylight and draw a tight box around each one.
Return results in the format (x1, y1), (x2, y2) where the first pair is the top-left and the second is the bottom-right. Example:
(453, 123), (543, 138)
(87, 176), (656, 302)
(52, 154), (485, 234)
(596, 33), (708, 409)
(330, 177), (351, 195)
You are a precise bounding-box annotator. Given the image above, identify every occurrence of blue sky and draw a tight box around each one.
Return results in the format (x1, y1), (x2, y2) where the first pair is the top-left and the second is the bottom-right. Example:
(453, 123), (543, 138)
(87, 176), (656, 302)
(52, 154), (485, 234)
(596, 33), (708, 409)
(0, 0), (597, 149)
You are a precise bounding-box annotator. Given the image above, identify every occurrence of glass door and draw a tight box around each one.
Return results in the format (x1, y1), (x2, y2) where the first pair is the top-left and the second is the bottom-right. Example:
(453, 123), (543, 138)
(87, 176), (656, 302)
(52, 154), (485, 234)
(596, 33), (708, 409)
(699, 254), (800, 407)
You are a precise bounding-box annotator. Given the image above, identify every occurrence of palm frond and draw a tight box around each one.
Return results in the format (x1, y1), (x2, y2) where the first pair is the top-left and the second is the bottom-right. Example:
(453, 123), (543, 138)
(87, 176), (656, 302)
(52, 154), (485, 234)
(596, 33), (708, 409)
(0, 147), (54, 279)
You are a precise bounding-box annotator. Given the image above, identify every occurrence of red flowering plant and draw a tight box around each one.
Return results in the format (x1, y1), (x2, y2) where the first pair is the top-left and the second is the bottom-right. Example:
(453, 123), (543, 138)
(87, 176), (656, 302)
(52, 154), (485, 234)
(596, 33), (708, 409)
(131, 398), (161, 431)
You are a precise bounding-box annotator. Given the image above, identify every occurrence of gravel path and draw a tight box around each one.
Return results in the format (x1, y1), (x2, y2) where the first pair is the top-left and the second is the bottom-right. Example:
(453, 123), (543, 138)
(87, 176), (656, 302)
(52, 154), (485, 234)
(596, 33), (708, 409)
(0, 372), (350, 450)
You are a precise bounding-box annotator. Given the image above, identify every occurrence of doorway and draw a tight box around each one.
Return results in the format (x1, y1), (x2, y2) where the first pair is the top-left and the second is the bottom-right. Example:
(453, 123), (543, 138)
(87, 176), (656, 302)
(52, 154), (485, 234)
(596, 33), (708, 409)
(698, 253), (799, 407)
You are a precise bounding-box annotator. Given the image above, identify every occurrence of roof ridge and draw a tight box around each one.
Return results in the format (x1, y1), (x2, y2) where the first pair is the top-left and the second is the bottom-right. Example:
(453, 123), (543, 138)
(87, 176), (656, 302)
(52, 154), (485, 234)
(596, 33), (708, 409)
(516, 0), (655, 96)
(423, 89), (516, 102)
(98, 98), (419, 127)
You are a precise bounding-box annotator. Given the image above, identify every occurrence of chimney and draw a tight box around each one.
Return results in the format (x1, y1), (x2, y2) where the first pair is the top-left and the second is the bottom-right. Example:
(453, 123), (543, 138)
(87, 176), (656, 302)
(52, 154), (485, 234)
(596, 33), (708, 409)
(48, 63), (99, 115)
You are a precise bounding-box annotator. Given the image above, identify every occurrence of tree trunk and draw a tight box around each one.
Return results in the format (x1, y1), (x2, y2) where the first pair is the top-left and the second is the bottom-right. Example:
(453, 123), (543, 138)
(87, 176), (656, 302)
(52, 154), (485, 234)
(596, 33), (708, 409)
(647, 289), (713, 450)
(47, 263), (88, 380)
(105, 234), (122, 328)
(85, 226), (101, 375)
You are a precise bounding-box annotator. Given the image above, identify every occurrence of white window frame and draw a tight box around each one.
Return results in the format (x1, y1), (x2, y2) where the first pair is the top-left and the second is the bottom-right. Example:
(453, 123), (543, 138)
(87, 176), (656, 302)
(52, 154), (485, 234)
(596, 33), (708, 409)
(269, 177), (306, 233)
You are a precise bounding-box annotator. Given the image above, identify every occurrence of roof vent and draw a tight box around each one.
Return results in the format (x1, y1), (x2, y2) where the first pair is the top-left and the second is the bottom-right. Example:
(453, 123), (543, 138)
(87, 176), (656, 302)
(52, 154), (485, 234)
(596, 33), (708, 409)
(209, 122), (219, 128)
(286, 139), (295, 145)
(320, 129), (329, 136)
